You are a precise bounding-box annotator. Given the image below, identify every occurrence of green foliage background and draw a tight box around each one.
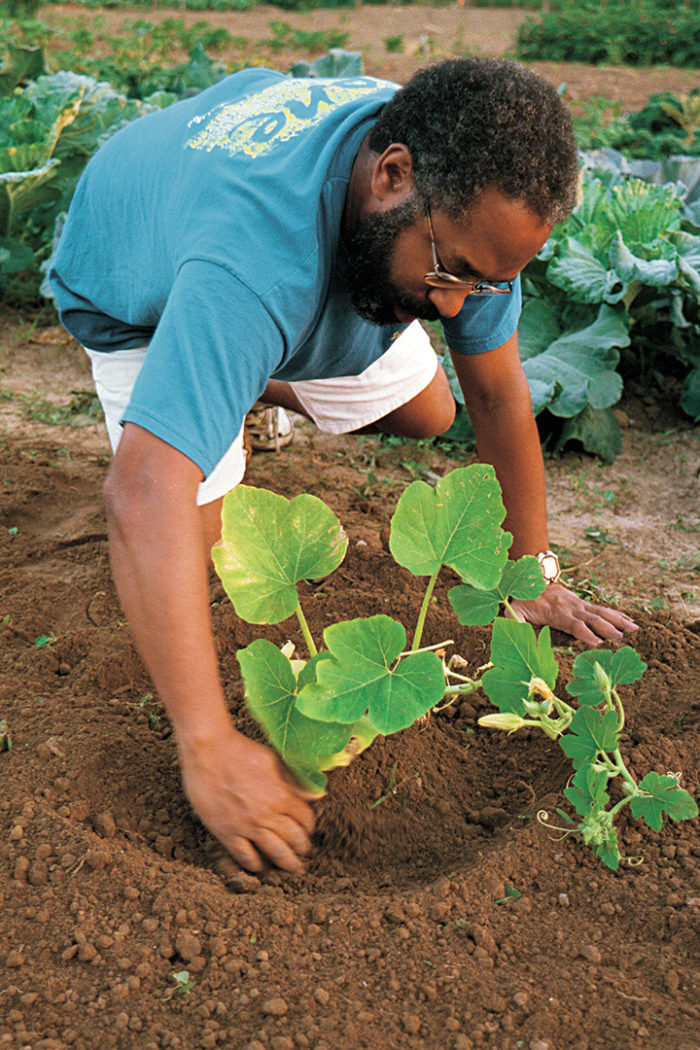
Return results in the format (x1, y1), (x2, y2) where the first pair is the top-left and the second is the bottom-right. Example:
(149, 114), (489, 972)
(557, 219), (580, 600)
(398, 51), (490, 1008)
(517, 1), (700, 69)
(2, 0), (700, 456)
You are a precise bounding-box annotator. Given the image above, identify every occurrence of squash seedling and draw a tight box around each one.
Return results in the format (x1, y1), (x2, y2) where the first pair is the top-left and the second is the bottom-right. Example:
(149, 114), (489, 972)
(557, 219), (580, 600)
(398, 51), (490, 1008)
(213, 465), (697, 867)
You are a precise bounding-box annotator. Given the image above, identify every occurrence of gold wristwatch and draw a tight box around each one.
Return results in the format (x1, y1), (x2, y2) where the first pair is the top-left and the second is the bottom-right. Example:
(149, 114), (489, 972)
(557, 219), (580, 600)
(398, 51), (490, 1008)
(536, 550), (561, 585)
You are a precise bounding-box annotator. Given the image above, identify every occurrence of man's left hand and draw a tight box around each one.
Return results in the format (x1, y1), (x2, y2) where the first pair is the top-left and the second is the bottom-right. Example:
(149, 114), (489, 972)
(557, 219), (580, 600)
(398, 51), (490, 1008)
(509, 582), (639, 648)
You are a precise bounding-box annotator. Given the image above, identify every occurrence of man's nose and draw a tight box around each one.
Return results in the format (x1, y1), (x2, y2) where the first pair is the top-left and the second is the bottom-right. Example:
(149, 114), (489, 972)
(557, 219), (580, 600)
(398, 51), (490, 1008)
(427, 286), (470, 319)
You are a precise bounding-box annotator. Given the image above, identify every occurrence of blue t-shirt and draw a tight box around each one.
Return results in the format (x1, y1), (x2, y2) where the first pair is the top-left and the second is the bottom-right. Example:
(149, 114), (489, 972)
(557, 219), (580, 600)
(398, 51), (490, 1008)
(50, 68), (521, 477)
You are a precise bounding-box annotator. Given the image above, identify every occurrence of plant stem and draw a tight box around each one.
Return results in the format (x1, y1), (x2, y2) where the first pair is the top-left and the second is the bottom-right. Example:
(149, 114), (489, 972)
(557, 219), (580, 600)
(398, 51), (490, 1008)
(443, 680), (480, 696)
(411, 568), (440, 651)
(295, 602), (317, 658)
(610, 686), (625, 732)
(608, 795), (633, 819)
(609, 748), (638, 794)
(597, 751), (620, 775)
(552, 694), (575, 721)
(399, 639), (454, 658)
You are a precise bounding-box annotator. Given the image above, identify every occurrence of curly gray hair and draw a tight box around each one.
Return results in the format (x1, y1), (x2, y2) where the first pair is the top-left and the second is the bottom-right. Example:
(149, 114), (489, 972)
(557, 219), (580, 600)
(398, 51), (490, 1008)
(368, 58), (579, 226)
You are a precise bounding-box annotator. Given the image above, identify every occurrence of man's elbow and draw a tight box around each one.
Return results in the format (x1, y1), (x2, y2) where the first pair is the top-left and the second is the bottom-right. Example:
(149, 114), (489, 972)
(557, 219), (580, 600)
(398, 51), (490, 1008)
(103, 461), (143, 537)
(464, 370), (533, 420)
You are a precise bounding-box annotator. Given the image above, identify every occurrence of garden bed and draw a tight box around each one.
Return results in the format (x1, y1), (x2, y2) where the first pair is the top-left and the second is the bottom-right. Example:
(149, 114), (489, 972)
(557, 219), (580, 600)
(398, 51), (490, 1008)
(1, 6), (700, 1043)
(0, 318), (698, 1050)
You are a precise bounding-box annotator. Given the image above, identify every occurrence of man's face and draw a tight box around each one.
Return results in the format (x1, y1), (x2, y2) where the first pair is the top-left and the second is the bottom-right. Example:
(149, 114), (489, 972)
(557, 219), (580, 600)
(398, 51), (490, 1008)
(344, 197), (442, 326)
(344, 186), (552, 327)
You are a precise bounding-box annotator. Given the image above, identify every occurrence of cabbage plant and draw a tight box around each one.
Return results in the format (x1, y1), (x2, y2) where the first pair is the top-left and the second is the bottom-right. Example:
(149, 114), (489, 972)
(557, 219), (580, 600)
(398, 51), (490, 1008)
(518, 169), (700, 460)
(0, 64), (172, 299)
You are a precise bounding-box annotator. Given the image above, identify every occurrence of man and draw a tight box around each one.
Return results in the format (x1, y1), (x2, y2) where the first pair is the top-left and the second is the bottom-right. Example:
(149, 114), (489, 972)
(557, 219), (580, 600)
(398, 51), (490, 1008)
(50, 58), (637, 877)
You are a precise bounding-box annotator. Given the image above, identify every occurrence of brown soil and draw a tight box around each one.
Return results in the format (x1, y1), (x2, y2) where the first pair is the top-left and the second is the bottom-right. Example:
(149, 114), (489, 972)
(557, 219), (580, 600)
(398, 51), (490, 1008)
(1, 12), (700, 1048)
(1, 310), (699, 1050)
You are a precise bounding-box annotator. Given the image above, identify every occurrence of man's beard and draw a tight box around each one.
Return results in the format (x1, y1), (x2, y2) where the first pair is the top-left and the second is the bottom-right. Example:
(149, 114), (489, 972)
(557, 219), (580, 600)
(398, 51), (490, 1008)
(343, 197), (441, 326)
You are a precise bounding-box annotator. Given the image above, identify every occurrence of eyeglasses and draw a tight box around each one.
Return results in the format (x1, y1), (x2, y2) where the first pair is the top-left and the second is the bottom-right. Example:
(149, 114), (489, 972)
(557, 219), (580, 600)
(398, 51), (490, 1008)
(424, 206), (513, 296)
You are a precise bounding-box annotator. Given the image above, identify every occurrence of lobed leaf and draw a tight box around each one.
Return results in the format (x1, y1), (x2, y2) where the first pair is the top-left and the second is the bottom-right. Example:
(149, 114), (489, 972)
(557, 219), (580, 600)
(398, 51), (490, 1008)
(481, 618), (558, 715)
(595, 836), (621, 872)
(567, 646), (647, 706)
(295, 614), (446, 735)
(630, 772), (699, 831)
(389, 464), (510, 588)
(559, 707), (621, 770)
(238, 639), (352, 793)
(563, 763), (610, 818)
(213, 485), (347, 625)
(448, 555), (544, 627)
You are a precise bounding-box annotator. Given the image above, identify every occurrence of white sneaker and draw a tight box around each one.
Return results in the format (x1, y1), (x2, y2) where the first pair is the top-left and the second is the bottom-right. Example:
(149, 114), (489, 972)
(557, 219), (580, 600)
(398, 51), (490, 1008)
(245, 401), (294, 452)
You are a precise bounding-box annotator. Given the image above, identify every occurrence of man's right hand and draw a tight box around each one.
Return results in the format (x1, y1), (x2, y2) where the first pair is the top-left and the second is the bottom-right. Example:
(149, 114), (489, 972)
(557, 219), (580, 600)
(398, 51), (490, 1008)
(177, 723), (318, 875)
(103, 429), (317, 874)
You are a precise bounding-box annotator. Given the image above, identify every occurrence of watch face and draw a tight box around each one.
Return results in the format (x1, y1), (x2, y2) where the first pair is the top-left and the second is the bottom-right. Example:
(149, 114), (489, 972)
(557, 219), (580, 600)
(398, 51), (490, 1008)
(538, 551), (561, 584)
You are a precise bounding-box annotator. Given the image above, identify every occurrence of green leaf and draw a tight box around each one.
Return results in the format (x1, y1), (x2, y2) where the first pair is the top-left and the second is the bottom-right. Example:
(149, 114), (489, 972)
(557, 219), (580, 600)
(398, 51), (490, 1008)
(448, 585), (499, 627)
(494, 885), (521, 903)
(554, 405), (622, 463)
(680, 366), (700, 422)
(518, 297), (562, 361)
(0, 236), (33, 275)
(238, 639), (353, 793)
(0, 158), (60, 236)
(630, 772), (699, 831)
(559, 707), (620, 770)
(289, 49), (363, 78)
(567, 647), (647, 706)
(606, 178), (683, 245)
(389, 464), (510, 587)
(213, 485), (347, 625)
(608, 231), (678, 287)
(34, 633), (57, 648)
(295, 615), (446, 735)
(563, 764), (610, 817)
(497, 556), (546, 600)
(0, 44), (45, 97)
(448, 555), (544, 627)
(595, 836), (621, 871)
(546, 236), (620, 303)
(522, 304), (628, 419)
(673, 230), (700, 297)
(481, 618), (558, 715)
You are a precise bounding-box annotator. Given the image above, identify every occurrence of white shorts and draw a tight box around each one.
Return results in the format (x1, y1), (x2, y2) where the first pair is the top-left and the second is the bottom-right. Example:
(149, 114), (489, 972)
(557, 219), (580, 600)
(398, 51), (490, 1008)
(85, 321), (438, 506)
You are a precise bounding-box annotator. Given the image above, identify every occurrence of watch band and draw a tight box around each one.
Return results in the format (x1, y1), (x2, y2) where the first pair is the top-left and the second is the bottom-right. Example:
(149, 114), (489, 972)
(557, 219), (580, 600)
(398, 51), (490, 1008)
(536, 550), (561, 585)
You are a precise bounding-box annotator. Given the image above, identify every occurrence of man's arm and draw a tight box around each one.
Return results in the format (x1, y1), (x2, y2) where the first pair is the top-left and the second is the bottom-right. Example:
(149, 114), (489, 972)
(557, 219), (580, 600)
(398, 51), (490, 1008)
(103, 423), (316, 873)
(450, 332), (638, 647)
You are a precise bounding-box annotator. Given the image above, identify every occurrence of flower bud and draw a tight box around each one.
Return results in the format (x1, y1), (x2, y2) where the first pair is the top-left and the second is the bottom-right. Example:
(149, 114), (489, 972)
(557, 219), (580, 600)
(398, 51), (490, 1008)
(523, 698), (552, 717)
(478, 712), (526, 733)
(593, 662), (612, 694)
(528, 677), (555, 703)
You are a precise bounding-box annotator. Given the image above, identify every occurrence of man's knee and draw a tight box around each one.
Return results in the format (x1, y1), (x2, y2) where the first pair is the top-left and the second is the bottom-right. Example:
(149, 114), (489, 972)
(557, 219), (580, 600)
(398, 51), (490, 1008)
(376, 363), (456, 439)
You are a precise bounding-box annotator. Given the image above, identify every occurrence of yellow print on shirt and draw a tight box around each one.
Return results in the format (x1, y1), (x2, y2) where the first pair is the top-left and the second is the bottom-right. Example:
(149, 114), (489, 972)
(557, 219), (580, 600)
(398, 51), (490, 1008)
(185, 78), (391, 158)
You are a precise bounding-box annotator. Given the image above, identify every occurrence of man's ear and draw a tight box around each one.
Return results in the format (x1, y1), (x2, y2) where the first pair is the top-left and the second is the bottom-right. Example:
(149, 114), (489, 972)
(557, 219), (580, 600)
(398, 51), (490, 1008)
(370, 143), (415, 205)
